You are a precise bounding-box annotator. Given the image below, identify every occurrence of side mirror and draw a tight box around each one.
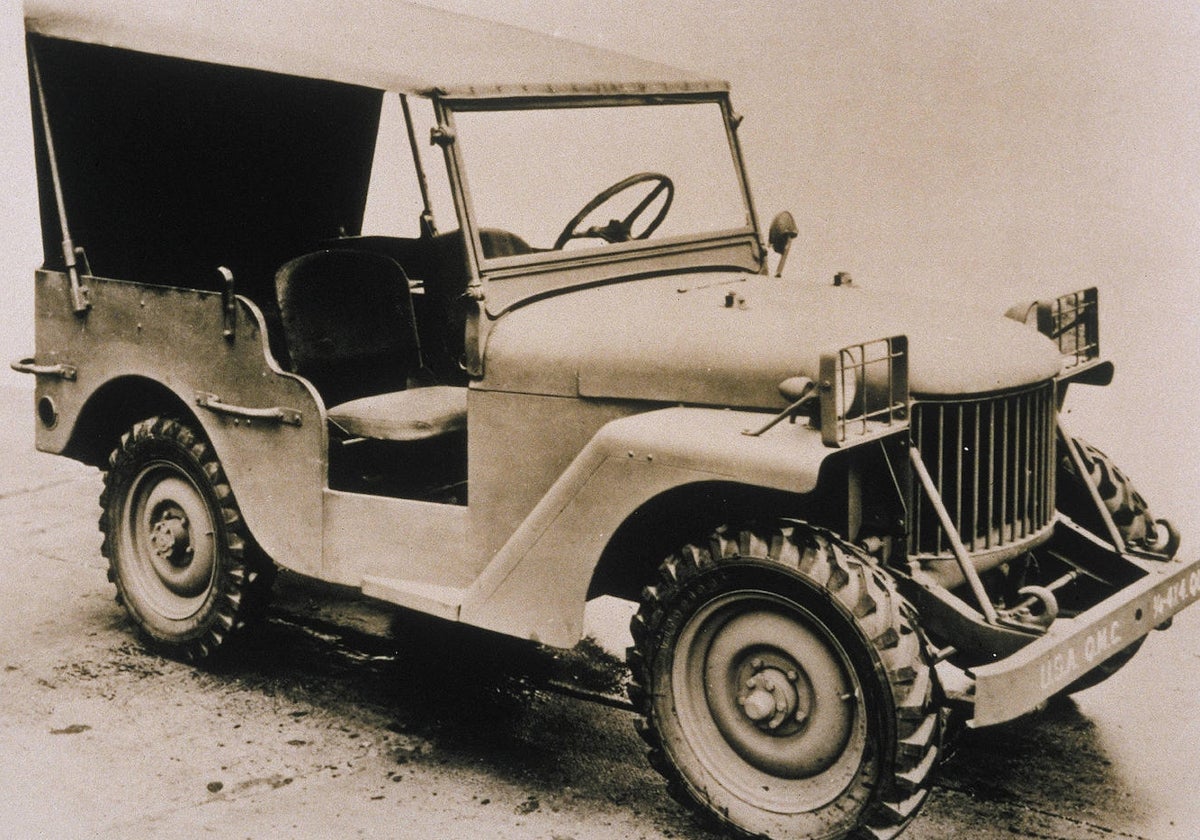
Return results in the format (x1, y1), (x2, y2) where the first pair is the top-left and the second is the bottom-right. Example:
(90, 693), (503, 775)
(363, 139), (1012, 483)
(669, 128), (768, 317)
(768, 211), (798, 254)
(768, 211), (798, 277)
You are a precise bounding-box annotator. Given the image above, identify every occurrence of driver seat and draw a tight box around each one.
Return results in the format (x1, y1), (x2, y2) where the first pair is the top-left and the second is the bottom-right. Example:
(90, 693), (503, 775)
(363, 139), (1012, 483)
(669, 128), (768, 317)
(274, 249), (467, 442)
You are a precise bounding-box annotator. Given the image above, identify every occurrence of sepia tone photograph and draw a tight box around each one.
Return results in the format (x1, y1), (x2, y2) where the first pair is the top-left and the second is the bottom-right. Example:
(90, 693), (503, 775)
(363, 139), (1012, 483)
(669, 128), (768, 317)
(1, 2), (1197, 838)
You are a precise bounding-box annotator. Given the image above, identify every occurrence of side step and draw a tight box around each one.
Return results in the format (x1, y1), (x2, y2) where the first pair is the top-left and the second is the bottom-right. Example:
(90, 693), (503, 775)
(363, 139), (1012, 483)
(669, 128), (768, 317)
(360, 576), (465, 621)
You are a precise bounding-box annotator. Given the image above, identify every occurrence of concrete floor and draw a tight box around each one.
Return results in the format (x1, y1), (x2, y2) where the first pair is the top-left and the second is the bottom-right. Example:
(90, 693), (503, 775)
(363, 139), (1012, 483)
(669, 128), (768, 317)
(1, 385), (1197, 840)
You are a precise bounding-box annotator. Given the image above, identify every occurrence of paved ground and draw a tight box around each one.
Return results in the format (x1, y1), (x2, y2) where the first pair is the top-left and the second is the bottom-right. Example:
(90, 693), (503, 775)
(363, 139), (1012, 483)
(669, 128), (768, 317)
(1, 384), (1197, 840)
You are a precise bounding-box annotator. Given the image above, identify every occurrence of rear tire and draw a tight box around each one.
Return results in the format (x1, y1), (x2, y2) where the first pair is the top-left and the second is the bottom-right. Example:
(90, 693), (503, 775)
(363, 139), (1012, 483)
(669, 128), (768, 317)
(99, 417), (274, 661)
(628, 523), (941, 840)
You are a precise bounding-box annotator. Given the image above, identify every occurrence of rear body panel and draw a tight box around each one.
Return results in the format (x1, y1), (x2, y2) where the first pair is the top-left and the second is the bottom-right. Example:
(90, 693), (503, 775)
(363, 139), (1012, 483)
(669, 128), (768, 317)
(32, 271), (326, 576)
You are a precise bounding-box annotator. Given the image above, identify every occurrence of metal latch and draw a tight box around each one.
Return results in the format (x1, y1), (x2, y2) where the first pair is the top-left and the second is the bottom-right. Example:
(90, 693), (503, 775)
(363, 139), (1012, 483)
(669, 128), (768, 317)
(219, 266), (237, 340)
(10, 357), (77, 381)
(195, 392), (302, 427)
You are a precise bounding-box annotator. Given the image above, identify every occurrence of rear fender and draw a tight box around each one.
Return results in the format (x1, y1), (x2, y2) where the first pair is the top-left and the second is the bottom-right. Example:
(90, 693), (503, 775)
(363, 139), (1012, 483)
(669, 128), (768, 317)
(459, 406), (884, 647)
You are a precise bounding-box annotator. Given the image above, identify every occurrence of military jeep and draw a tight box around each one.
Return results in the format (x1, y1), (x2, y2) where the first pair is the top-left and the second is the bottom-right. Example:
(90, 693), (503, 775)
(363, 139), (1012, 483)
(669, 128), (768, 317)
(14, 2), (1200, 838)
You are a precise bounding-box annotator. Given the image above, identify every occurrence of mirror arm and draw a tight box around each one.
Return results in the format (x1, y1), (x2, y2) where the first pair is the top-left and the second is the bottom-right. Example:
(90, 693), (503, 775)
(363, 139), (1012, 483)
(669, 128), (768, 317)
(774, 236), (795, 278)
(767, 211), (799, 278)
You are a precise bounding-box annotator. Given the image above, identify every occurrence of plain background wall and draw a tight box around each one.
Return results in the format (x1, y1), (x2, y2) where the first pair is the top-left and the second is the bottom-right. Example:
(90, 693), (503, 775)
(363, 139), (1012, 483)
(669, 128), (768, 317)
(1, 0), (1196, 525)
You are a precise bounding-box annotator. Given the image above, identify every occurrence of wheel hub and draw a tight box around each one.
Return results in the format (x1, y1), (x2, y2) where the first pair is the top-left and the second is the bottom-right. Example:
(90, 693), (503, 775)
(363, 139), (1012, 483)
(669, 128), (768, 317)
(122, 466), (218, 611)
(738, 662), (810, 731)
(689, 607), (858, 783)
(149, 509), (192, 567)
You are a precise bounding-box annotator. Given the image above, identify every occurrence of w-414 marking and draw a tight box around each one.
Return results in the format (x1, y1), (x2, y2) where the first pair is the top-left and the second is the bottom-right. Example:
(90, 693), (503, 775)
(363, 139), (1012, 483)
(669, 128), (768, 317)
(1153, 569), (1200, 622)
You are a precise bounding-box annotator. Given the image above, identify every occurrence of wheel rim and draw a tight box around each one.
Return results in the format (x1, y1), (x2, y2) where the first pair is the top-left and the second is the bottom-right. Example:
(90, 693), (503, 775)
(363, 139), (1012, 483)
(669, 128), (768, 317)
(117, 460), (218, 622)
(670, 590), (868, 813)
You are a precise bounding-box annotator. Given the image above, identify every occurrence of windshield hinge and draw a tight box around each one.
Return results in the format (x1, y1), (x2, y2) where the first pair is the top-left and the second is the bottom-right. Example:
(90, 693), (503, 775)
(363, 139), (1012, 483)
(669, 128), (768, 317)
(430, 125), (456, 148)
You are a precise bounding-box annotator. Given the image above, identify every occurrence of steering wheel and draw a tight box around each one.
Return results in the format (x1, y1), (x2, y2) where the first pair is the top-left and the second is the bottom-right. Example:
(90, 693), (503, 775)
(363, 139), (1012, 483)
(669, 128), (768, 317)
(554, 172), (675, 250)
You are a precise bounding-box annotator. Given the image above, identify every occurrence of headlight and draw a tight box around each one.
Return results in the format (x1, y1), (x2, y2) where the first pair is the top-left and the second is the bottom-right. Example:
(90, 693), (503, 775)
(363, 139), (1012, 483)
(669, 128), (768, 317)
(1006, 286), (1100, 370)
(831, 346), (861, 418)
(819, 336), (909, 447)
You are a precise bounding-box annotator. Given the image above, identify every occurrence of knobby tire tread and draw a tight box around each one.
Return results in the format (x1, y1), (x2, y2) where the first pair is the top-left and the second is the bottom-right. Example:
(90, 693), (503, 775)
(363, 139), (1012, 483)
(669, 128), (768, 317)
(628, 522), (941, 840)
(99, 416), (274, 662)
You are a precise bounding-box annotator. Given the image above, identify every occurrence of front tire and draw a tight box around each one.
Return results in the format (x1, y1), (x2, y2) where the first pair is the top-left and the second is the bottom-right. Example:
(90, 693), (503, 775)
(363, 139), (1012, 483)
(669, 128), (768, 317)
(99, 417), (273, 661)
(629, 524), (940, 840)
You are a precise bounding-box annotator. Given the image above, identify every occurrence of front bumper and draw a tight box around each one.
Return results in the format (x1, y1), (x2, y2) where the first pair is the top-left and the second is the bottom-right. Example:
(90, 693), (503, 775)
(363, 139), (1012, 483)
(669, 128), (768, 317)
(969, 551), (1200, 727)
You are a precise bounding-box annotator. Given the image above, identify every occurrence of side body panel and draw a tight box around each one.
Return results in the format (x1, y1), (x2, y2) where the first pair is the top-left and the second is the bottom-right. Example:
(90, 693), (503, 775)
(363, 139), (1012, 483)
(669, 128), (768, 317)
(32, 271), (327, 575)
(466, 390), (641, 564)
(459, 406), (851, 647)
(322, 489), (470, 588)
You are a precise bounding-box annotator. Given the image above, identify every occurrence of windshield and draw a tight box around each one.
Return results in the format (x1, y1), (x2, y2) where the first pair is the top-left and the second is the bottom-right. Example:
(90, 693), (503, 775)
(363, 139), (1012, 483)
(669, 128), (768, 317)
(451, 100), (752, 262)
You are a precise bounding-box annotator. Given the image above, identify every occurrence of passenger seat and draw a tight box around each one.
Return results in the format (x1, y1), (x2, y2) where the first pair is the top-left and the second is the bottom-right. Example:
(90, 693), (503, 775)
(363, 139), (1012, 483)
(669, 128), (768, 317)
(274, 249), (466, 442)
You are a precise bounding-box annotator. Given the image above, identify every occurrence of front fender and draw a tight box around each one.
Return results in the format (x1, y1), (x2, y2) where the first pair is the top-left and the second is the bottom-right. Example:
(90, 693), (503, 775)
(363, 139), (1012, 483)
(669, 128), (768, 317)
(459, 406), (896, 647)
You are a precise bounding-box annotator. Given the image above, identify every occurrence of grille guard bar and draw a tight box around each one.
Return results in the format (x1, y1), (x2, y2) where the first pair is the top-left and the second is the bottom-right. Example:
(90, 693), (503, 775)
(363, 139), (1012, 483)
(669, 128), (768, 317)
(968, 548), (1200, 727)
(909, 445), (999, 624)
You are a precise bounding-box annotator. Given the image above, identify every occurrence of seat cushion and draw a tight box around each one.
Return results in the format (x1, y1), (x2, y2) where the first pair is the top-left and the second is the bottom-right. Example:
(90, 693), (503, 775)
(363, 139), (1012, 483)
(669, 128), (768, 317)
(327, 386), (467, 442)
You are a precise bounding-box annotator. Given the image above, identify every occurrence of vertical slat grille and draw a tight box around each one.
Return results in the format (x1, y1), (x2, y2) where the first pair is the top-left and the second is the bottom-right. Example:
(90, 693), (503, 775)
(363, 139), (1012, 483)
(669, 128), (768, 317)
(911, 382), (1056, 558)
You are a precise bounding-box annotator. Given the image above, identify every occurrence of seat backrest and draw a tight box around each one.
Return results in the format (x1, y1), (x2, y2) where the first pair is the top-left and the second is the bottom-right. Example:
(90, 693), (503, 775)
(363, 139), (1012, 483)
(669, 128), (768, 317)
(325, 233), (470, 385)
(275, 249), (420, 405)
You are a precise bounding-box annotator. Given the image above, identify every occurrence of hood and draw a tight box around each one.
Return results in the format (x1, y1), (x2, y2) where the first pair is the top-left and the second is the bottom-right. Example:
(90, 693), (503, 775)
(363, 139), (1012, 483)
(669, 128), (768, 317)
(478, 273), (1064, 408)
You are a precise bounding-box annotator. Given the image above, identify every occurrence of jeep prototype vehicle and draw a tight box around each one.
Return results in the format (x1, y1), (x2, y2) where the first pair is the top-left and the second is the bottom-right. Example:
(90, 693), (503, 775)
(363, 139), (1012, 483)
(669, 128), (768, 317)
(14, 2), (1200, 838)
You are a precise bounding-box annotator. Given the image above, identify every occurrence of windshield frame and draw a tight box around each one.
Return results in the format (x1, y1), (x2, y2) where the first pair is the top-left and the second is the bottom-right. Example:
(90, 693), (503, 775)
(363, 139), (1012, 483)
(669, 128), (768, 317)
(434, 91), (765, 316)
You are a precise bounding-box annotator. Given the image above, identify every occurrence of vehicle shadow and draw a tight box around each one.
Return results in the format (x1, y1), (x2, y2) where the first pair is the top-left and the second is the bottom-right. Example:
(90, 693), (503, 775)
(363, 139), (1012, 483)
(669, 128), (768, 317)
(92, 573), (1151, 840)
(926, 695), (1147, 836)
(199, 588), (720, 837)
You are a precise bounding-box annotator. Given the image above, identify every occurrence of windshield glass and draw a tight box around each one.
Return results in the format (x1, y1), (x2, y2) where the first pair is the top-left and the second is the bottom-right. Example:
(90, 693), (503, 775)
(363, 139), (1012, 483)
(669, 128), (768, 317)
(452, 100), (751, 261)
